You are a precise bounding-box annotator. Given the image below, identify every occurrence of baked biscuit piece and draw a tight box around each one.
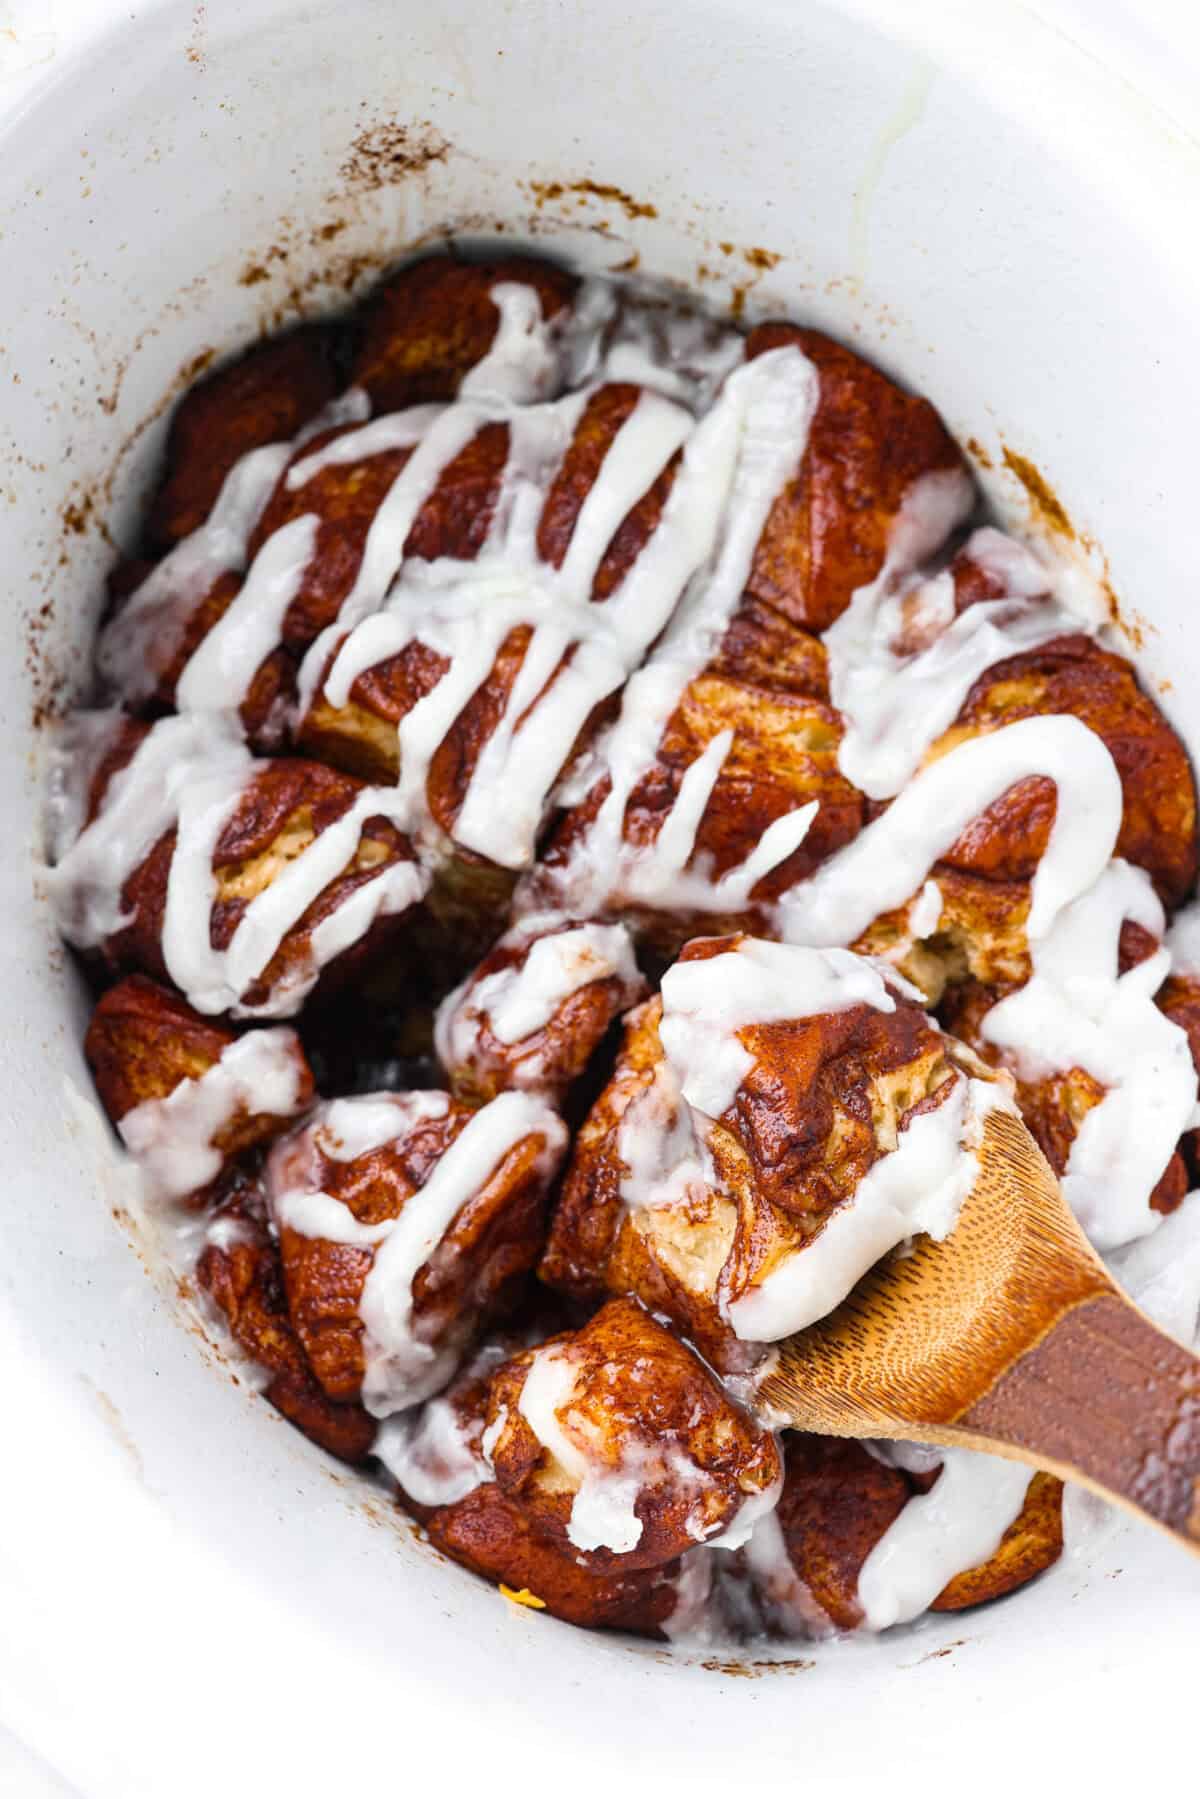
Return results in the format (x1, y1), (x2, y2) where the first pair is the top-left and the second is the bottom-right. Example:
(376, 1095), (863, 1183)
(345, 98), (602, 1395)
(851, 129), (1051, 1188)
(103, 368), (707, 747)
(852, 636), (1197, 1001)
(264, 1089), (567, 1414)
(382, 1329), (706, 1636)
(932, 635), (1197, 909)
(435, 915), (645, 1106)
(85, 974), (314, 1201)
(196, 1189), (378, 1465)
(485, 1297), (782, 1572)
(766, 1436), (1063, 1630)
(148, 324), (340, 549)
(351, 252), (579, 409)
(941, 970), (1189, 1218)
(49, 713), (426, 1019)
(742, 321), (972, 632)
(542, 936), (998, 1372)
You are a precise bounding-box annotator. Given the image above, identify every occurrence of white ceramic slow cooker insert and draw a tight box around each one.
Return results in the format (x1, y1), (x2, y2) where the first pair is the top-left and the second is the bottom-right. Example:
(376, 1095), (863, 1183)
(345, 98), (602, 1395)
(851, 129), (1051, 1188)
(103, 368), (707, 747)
(3, 2), (1200, 1793)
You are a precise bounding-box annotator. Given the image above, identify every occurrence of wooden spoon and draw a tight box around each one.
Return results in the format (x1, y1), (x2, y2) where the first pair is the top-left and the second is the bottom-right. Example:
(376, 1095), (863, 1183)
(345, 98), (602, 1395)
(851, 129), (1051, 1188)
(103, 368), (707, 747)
(757, 1104), (1200, 1553)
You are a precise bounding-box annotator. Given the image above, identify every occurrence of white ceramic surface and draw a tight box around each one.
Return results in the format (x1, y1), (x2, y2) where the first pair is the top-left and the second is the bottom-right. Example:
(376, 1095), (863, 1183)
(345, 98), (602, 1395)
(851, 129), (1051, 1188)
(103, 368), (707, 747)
(3, 2), (1200, 1794)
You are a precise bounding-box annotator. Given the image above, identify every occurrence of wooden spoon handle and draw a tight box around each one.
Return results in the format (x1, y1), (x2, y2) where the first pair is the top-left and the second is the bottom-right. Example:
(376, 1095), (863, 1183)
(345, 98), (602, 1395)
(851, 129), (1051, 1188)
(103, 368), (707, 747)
(956, 1289), (1200, 1550)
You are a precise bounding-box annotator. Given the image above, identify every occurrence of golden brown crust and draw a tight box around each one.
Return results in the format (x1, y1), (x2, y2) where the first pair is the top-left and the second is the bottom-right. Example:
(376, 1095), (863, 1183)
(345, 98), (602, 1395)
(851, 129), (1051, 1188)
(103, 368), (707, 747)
(436, 917), (645, 1105)
(267, 1096), (563, 1401)
(149, 326), (339, 549)
(934, 634), (1198, 907)
(86, 974), (236, 1120)
(196, 1198), (378, 1465)
(84, 973), (314, 1170)
(485, 1298), (781, 1573)
(743, 323), (969, 631)
(351, 254), (578, 410)
(419, 1482), (687, 1634)
(930, 1471), (1064, 1612)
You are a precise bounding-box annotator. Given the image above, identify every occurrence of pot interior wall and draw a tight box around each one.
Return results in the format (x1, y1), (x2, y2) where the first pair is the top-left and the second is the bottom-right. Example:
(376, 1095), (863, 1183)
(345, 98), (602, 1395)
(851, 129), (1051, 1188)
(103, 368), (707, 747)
(2, 1), (1199, 1792)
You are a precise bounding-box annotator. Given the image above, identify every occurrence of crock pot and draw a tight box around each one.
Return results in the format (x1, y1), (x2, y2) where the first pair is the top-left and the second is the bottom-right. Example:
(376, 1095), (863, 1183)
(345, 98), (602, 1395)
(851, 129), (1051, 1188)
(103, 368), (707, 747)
(4, 2), (1200, 1793)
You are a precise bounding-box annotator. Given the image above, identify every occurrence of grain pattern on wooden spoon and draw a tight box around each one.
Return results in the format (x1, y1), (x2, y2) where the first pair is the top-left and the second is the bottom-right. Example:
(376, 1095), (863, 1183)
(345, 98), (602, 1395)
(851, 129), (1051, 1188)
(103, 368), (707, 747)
(758, 1104), (1200, 1553)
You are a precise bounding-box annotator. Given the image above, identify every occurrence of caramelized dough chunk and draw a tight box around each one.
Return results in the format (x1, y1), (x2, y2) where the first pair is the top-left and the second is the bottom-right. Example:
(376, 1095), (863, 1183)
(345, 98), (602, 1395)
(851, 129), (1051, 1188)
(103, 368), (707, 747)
(940, 975), (1188, 1217)
(74, 727), (422, 1017)
(85, 974), (314, 1195)
(197, 1198), (377, 1465)
(435, 916), (646, 1105)
(86, 974), (244, 1122)
(772, 1437), (1063, 1629)
(385, 1322), (694, 1635)
(774, 1435), (913, 1631)
(535, 611), (864, 954)
(351, 253), (578, 410)
(542, 939), (980, 1371)
(149, 325), (339, 548)
(930, 1472), (1064, 1613)
(264, 1091), (566, 1408)
(934, 634), (1198, 908)
(420, 1482), (691, 1635)
(743, 322), (970, 631)
(485, 1298), (781, 1573)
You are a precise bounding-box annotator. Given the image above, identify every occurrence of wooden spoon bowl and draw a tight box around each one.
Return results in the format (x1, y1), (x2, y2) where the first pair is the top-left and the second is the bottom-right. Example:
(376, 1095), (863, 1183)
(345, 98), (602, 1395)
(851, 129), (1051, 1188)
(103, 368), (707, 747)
(758, 1104), (1200, 1552)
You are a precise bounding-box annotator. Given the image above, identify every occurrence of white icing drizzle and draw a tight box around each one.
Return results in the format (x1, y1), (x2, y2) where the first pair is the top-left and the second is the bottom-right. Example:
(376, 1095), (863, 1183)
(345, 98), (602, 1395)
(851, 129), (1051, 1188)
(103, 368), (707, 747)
(659, 1550), (721, 1646)
(48, 712), (253, 948)
(434, 918), (642, 1083)
(658, 940), (897, 1121)
(174, 513), (319, 714)
(775, 714), (1124, 949)
(118, 1026), (306, 1200)
(1166, 898), (1200, 978)
(97, 443), (296, 706)
(516, 1343), (646, 1554)
(1106, 1189), (1200, 1351)
(291, 399), (507, 727)
(738, 1509), (838, 1639)
(548, 345), (822, 909)
(302, 377), (706, 868)
(824, 529), (1075, 801)
(96, 388), (369, 709)
(459, 282), (563, 404)
(271, 1090), (566, 1418)
(616, 1052), (712, 1215)
(512, 1337), (776, 1557)
(877, 464), (978, 580)
(318, 1090), (452, 1160)
(701, 1466), (785, 1551)
(727, 1075), (1005, 1342)
(48, 711), (428, 1020)
(372, 1335), (515, 1509)
(981, 858), (1196, 1250)
(374, 1397), (489, 1508)
(855, 1442), (1035, 1632)
(908, 878), (943, 938)
(284, 405), (443, 491)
